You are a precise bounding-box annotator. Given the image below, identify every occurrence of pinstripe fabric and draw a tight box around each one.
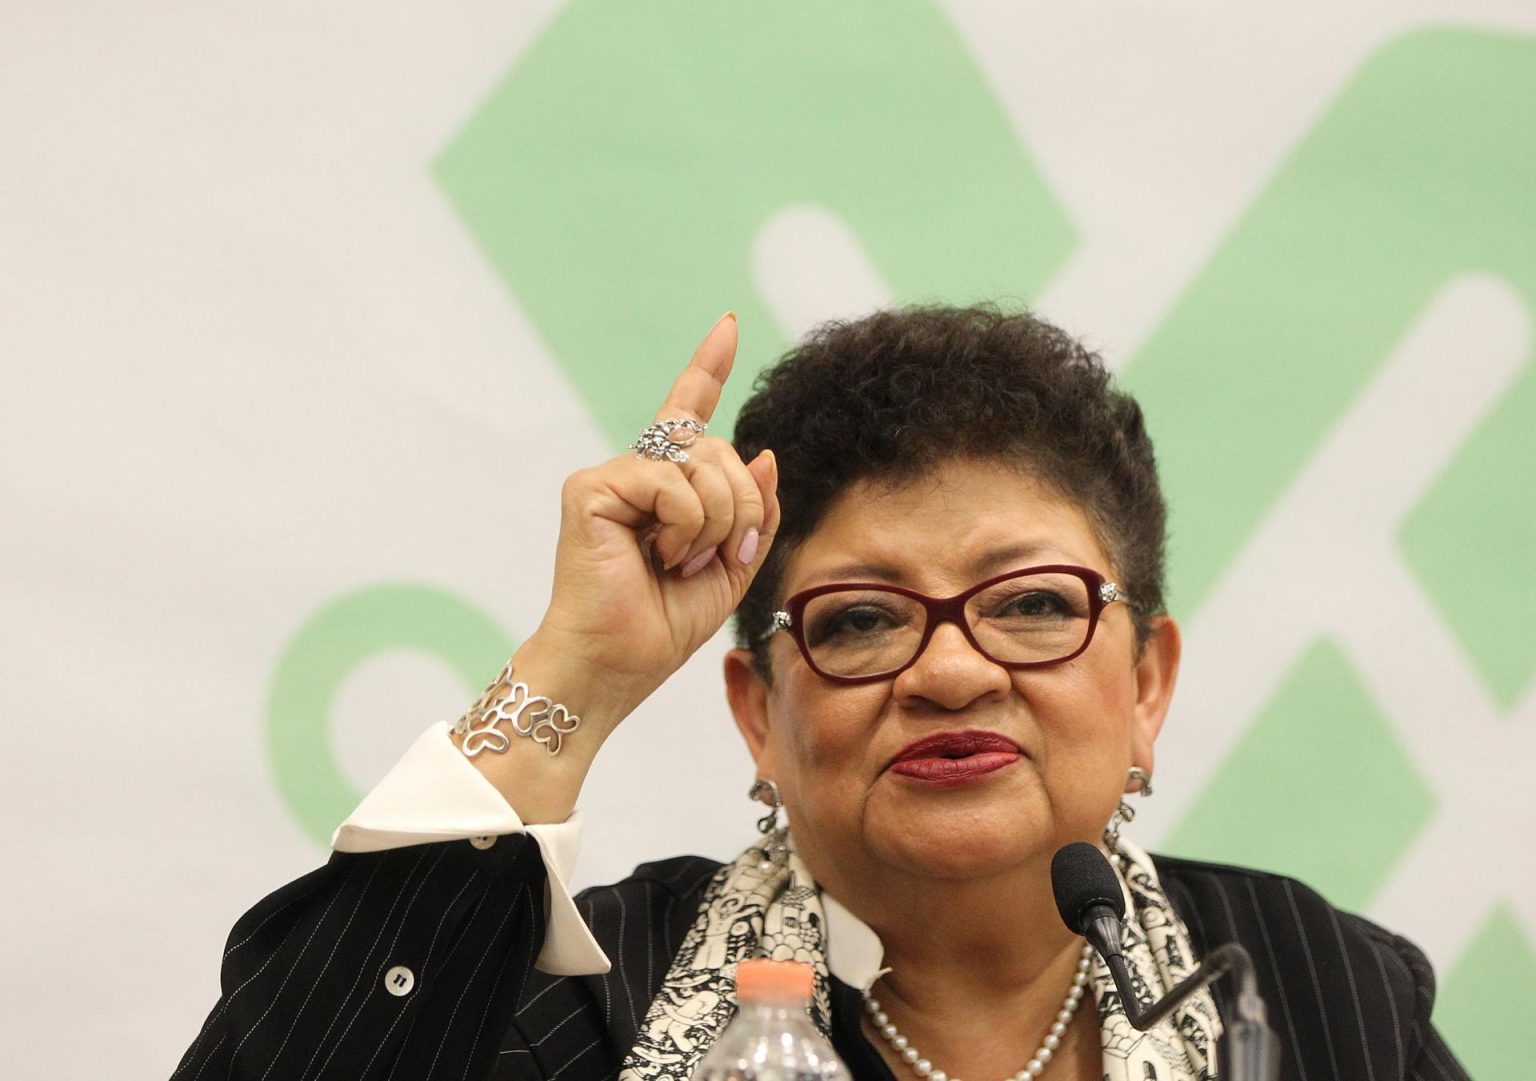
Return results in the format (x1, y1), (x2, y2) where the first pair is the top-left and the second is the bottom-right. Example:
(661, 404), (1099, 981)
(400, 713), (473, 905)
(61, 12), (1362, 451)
(174, 837), (551, 1081)
(1155, 855), (1467, 1081)
(174, 848), (1468, 1080)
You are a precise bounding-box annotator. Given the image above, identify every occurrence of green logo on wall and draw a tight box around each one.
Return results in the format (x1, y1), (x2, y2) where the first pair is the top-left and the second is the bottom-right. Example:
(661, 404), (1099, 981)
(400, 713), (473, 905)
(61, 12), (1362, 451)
(267, 585), (513, 844)
(269, 10), (1534, 1073)
(433, 0), (1076, 445)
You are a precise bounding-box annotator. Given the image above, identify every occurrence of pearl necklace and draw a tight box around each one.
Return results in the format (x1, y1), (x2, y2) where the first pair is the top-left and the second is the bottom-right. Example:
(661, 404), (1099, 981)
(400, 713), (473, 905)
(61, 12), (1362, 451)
(862, 943), (1095, 1081)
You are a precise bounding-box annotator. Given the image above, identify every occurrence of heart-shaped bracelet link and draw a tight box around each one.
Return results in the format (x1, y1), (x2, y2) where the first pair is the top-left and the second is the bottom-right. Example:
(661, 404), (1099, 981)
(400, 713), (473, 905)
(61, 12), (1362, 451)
(453, 663), (582, 757)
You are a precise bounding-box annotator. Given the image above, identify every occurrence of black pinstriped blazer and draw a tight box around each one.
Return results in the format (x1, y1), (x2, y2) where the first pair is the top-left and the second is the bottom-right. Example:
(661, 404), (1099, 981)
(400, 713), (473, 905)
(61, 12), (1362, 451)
(174, 837), (1468, 1080)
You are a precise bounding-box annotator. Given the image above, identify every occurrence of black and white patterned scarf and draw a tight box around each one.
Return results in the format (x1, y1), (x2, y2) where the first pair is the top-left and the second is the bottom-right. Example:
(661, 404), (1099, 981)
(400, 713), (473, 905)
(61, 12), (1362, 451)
(1097, 838), (1222, 1079)
(619, 832), (1220, 1080)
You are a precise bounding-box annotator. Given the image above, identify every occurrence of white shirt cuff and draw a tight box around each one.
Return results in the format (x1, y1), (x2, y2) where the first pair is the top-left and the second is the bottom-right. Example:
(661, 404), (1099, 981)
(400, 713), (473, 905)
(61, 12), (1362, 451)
(331, 722), (611, 976)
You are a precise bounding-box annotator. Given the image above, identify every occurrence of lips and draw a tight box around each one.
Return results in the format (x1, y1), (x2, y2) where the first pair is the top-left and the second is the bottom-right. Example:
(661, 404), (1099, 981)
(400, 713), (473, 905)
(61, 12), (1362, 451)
(888, 730), (1023, 785)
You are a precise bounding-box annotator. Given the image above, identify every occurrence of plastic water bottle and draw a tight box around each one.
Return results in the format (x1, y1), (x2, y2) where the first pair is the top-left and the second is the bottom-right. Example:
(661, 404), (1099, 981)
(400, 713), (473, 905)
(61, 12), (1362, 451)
(692, 959), (851, 1080)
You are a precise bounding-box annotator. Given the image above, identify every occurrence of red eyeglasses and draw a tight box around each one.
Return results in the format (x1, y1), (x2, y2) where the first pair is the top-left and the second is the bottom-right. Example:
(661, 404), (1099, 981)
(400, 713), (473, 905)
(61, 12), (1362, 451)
(760, 565), (1131, 685)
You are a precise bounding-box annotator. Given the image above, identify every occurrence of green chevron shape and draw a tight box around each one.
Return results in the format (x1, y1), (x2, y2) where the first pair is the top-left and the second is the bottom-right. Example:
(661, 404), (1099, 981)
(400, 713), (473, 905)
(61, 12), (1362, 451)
(433, 0), (1076, 444)
(1122, 27), (1536, 621)
(1166, 639), (1435, 911)
(1400, 369), (1536, 708)
(1437, 906), (1536, 1080)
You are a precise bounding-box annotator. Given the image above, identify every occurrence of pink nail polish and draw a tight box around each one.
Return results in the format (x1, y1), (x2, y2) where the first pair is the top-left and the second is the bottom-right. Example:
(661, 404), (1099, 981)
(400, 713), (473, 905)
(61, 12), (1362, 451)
(681, 546), (718, 578)
(736, 528), (759, 565)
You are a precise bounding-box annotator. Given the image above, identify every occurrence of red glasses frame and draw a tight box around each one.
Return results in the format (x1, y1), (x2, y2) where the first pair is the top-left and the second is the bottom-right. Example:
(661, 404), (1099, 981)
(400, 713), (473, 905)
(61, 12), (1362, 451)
(763, 564), (1130, 685)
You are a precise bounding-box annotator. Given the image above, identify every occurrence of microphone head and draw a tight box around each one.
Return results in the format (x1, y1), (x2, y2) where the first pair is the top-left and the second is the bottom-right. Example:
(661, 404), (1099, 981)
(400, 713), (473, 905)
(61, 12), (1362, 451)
(1051, 842), (1125, 933)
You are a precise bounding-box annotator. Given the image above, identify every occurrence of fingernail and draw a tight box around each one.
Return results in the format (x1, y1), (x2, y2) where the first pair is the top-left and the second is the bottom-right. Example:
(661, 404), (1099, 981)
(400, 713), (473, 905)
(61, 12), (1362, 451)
(736, 527), (759, 565)
(681, 546), (718, 578)
(715, 310), (737, 328)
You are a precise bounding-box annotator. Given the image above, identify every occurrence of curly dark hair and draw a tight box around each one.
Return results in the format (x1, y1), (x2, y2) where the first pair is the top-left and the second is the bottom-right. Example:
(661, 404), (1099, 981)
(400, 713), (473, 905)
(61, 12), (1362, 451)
(731, 304), (1167, 677)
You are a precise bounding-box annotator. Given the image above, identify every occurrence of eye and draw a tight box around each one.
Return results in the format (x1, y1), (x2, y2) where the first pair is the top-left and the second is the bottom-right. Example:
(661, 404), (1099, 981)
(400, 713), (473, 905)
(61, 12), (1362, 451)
(807, 603), (904, 645)
(997, 590), (1076, 620)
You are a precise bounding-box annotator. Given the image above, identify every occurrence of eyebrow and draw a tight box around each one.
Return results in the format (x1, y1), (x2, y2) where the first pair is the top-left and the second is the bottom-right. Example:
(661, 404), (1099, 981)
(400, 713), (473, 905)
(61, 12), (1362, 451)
(804, 542), (1064, 589)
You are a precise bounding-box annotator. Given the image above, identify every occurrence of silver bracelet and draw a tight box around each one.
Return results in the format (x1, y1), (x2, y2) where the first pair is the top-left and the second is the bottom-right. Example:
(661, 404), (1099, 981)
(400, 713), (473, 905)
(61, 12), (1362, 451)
(452, 662), (581, 757)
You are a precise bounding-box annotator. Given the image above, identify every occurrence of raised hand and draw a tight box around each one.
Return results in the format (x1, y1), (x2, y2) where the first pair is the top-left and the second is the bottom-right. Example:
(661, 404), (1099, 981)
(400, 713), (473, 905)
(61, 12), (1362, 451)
(514, 313), (780, 752)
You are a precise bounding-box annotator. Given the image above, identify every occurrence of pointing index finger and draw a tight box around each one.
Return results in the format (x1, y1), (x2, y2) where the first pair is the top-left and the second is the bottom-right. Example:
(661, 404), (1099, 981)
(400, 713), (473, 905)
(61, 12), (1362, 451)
(655, 311), (737, 425)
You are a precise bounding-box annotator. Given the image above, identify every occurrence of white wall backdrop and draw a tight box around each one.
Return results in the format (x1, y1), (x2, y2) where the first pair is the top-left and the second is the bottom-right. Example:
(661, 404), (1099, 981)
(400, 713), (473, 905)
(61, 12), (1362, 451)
(4, 3), (1534, 1077)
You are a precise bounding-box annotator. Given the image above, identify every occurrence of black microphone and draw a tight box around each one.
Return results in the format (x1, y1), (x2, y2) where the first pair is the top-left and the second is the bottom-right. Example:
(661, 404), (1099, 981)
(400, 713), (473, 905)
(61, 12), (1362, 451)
(1051, 842), (1281, 1081)
(1051, 841), (1128, 965)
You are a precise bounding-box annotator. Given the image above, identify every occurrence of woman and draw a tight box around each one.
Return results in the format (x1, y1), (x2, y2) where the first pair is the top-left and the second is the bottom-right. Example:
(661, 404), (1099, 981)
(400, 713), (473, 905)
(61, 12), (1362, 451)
(175, 307), (1467, 1080)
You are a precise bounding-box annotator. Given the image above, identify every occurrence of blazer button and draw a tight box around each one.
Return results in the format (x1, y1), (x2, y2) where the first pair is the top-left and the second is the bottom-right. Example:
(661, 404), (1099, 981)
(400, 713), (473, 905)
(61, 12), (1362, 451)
(470, 835), (497, 850)
(384, 965), (415, 997)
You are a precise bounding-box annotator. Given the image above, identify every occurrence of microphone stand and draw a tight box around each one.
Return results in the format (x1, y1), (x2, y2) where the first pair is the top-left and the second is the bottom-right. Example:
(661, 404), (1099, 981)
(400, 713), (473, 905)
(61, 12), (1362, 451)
(1085, 906), (1280, 1081)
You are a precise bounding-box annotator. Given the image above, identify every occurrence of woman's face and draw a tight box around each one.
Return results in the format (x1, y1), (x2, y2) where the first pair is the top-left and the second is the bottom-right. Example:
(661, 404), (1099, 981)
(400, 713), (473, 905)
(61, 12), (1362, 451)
(726, 457), (1180, 889)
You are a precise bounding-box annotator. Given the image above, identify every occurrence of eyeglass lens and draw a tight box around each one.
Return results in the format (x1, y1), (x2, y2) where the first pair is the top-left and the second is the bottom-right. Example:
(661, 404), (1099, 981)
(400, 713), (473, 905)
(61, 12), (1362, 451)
(799, 570), (1095, 678)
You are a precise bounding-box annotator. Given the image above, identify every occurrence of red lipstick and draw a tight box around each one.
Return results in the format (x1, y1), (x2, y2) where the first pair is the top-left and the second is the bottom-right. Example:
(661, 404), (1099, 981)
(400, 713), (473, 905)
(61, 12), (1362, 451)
(888, 730), (1023, 786)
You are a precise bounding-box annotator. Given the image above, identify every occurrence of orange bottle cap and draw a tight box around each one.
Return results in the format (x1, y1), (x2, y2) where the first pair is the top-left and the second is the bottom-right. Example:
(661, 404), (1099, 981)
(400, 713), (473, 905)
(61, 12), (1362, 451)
(735, 958), (814, 1001)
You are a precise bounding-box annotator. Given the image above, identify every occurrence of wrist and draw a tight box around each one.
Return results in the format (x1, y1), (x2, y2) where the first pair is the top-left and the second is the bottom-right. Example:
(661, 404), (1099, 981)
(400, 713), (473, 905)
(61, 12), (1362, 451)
(511, 628), (657, 732)
(446, 634), (649, 824)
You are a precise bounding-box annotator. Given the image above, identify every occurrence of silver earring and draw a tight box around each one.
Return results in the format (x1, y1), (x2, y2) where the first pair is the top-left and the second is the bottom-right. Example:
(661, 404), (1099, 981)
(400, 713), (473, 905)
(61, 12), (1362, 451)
(749, 779), (786, 865)
(1104, 767), (1154, 856)
(1126, 766), (1153, 797)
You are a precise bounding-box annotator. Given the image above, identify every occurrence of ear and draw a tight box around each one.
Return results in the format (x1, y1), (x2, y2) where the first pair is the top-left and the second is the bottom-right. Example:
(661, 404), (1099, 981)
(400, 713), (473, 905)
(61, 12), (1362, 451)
(1129, 614), (1181, 780)
(724, 648), (774, 769)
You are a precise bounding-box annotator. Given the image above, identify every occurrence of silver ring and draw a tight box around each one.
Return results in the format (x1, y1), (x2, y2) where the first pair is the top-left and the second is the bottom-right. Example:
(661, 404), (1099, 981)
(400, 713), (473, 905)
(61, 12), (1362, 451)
(631, 418), (707, 464)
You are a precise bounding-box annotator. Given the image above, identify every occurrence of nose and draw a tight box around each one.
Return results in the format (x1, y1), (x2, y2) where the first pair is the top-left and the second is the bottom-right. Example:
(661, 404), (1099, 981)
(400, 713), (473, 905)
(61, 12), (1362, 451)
(892, 617), (1012, 711)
